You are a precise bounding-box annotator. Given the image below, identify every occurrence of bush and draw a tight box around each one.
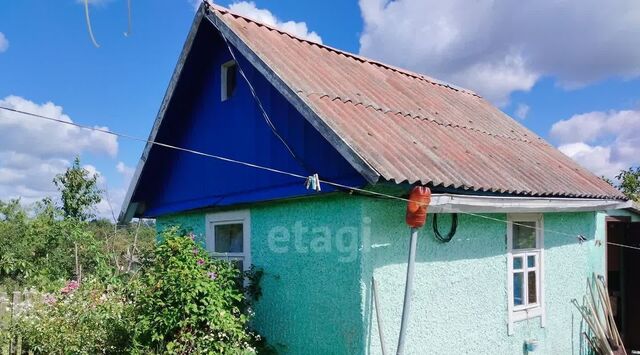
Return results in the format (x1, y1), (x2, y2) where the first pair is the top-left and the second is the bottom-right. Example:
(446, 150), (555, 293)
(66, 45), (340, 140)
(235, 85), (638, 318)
(0, 199), (110, 292)
(129, 228), (258, 354)
(3, 226), (264, 354)
(9, 279), (132, 354)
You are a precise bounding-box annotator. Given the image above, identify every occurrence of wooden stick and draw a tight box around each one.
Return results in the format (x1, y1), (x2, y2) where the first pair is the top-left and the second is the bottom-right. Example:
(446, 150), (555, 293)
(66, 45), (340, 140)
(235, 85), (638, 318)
(597, 277), (627, 354)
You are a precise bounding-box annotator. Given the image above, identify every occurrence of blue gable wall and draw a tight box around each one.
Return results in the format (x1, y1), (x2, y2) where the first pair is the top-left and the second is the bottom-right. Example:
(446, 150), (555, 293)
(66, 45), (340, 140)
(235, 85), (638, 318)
(132, 22), (365, 217)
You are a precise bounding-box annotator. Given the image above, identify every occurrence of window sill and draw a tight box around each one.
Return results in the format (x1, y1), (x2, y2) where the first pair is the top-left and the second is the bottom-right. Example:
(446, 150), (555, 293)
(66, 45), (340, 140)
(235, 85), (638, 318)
(508, 306), (544, 335)
(512, 306), (542, 322)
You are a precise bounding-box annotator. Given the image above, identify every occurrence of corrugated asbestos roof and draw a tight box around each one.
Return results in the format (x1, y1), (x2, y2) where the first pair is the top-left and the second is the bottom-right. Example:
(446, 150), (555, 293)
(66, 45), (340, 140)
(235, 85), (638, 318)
(208, 4), (625, 199)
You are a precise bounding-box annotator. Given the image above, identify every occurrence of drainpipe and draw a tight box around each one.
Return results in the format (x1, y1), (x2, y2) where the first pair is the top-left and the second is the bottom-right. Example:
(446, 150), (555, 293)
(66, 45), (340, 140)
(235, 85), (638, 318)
(397, 186), (432, 355)
(396, 227), (419, 355)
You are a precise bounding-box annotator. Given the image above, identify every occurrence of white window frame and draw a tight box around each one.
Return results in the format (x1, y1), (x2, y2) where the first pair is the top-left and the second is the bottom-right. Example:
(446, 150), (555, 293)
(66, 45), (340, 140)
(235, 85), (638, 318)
(221, 60), (237, 102)
(507, 213), (545, 335)
(205, 210), (251, 272)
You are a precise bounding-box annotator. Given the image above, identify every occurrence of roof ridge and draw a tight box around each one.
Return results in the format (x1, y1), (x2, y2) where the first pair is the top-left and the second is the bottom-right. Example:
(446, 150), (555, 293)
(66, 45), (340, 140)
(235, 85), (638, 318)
(206, 3), (480, 98)
(303, 91), (546, 145)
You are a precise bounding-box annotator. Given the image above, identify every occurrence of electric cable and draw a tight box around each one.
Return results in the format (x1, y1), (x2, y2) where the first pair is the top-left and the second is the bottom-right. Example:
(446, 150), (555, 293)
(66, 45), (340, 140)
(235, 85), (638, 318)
(432, 213), (458, 243)
(216, 24), (312, 174)
(124, 0), (132, 37)
(83, 0), (100, 48)
(0, 105), (638, 252)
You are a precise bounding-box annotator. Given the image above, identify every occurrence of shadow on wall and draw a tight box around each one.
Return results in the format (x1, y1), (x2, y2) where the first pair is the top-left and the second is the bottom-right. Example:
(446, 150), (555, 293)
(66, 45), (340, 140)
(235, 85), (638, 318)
(363, 198), (596, 266)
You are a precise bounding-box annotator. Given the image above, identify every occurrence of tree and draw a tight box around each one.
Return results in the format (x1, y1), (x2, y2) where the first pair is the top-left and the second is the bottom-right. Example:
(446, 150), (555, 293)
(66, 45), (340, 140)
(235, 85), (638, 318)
(53, 156), (102, 221)
(616, 167), (640, 201)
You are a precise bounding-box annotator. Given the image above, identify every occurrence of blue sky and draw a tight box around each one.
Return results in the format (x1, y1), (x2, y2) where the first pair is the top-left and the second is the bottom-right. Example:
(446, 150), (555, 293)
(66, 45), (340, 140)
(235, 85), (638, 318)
(0, 0), (638, 217)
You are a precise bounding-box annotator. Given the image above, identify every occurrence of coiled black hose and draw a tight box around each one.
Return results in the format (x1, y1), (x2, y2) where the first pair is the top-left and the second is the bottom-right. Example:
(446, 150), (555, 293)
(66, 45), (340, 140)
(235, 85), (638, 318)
(433, 213), (458, 243)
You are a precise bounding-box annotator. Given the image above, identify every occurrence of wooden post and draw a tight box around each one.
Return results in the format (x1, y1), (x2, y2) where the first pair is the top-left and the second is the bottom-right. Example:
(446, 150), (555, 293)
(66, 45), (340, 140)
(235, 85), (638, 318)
(0, 289), (9, 355)
(10, 292), (22, 355)
(74, 242), (82, 284)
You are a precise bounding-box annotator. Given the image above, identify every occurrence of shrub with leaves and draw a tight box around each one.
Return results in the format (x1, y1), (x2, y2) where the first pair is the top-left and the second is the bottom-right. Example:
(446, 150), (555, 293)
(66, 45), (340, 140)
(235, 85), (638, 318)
(9, 279), (132, 354)
(0, 198), (110, 292)
(53, 156), (102, 221)
(616, 166), (640, 201)
(130, 228), (257, 354)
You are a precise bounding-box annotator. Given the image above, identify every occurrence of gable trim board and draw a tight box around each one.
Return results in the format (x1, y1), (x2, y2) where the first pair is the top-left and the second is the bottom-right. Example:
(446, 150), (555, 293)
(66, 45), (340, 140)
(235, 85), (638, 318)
(119, 3), (626, 222)
(119, 9), (205, 222)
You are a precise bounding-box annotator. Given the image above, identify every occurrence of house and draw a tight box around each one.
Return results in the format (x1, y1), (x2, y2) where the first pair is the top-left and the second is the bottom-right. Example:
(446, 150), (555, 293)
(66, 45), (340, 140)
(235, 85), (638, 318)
(119, 3), (640, 354)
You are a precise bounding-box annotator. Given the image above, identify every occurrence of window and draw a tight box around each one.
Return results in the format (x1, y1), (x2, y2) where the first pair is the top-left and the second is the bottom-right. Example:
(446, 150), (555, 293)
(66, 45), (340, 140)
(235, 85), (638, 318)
(205, 210), (250, 272)
(221, 60), (237, 101)
(507, 214), (545, 335)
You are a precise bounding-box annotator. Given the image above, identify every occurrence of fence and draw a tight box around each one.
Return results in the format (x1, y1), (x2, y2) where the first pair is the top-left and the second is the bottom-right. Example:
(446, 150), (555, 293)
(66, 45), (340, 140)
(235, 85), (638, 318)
(0, 289), (37, 355)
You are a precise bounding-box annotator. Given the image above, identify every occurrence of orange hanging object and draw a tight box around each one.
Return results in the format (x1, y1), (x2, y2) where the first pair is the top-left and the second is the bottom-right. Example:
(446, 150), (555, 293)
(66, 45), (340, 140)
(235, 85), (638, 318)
(405, 186), (432, 228)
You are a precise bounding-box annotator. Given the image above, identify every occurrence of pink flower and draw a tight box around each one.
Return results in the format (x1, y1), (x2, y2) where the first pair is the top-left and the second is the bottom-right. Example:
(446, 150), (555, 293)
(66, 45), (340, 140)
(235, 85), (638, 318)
(60, 280), (79, 294)
(197, 259), (205, 266)
(188, 232), (195, 241)
(208, 272), (217, 280)
(44, 294), (57, 305)
(193, 248), (199, 255)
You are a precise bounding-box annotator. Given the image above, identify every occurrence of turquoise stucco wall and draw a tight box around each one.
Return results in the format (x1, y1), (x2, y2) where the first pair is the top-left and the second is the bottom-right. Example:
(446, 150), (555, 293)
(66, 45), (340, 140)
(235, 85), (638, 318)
(362, 198), (605, 355)
(157, 196), (606, 354)
(157, 195), (369, 354)
(157, 211), (206, 242)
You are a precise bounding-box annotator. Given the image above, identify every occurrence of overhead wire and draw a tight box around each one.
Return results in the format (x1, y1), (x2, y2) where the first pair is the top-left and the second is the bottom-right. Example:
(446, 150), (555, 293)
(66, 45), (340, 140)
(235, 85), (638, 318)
(217, 28), (311, 174)
(124, 0), (132, 37)
(83, 0), (100, 48)
(0, 106), (637, 251)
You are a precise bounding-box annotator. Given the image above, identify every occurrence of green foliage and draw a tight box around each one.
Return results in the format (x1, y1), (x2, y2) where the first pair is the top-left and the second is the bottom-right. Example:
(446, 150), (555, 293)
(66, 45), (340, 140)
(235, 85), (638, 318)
(0, 199), (110, 292)
(616, 167), (640, 201)
(88, 218), (156, 273)
(53, 156), (102, 221)
(9, 279), (133, 354)
(130, 228), (258, 354)
(1, 156), (266, 353)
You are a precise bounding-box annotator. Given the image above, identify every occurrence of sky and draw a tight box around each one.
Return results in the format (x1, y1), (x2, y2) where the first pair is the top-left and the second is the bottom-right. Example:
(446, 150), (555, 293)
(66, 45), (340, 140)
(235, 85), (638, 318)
(0, 0), (639, 219)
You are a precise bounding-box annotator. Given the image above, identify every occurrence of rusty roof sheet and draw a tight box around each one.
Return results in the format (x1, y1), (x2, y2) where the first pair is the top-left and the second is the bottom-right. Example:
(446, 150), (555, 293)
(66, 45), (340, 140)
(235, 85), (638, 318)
(208, 5), (625, 199)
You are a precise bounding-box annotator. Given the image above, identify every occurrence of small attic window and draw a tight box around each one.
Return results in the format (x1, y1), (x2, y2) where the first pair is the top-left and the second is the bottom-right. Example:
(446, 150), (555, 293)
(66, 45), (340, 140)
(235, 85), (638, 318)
(221, 60), (237, 101)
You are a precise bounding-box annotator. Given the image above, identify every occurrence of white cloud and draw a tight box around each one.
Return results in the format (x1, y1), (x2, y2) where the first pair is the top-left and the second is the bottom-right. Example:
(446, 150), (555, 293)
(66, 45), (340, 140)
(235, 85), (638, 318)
(229, 1), (322, 43)
(92, 162), (134, 221)
(557, 143), (626, 179)
(358, 0), (640, 105)
(0, 96), (117, 158)
(99, 186), (126, 222)
(551, 109), (640, 178)
(515, 103), (530, 120)
(116, 161), (135, 185)
(0, 33), (8, 53)
(0, 96), (118, 211)
(82, 164), (106, 186)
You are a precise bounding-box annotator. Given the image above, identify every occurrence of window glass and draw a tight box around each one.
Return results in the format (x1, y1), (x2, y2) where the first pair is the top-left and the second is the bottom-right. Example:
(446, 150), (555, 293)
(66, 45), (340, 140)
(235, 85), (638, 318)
(221, 61), (238, 101)
(527, 255), (536, 268)
(226, 64), (237, 98)
(232, 259), (244, 273)
(513, 256), (523, 270)
(214, 223), (243, 253)
(528, 271), (537, 304)
(514, 272), (524, 306)
(513, 221), (536, 249)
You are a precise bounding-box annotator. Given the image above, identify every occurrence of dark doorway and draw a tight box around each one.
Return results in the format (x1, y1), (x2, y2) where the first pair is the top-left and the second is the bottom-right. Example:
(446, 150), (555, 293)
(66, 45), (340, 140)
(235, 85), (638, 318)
(607, 217), (640, 351)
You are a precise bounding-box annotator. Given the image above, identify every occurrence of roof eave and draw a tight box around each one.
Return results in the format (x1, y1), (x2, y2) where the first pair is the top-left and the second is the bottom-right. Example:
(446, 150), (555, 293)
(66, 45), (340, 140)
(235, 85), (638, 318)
(429, 194), (630, 213)
(626, 201), (640, 215)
